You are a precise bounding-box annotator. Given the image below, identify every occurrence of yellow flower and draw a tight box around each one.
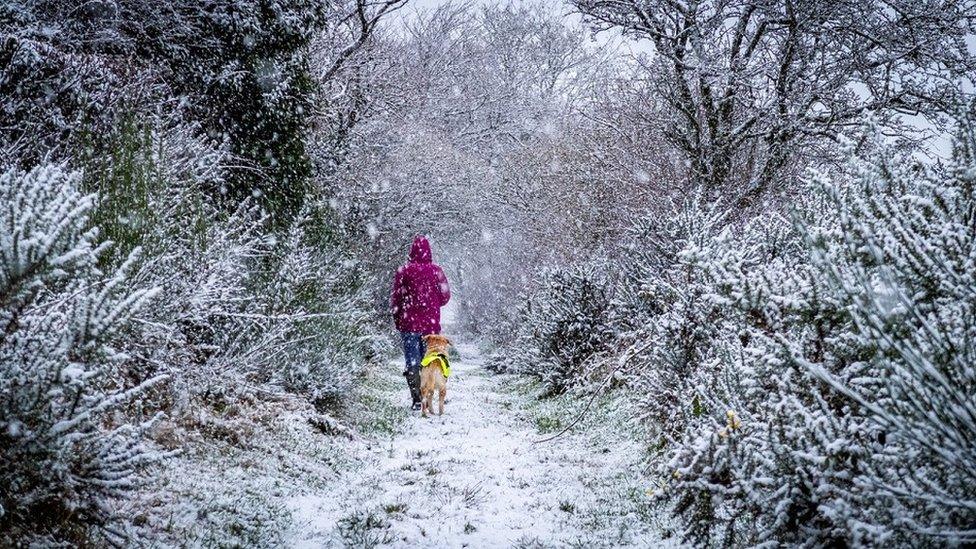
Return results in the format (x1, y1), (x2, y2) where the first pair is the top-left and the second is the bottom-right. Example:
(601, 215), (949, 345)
(726, 410), (741, 430)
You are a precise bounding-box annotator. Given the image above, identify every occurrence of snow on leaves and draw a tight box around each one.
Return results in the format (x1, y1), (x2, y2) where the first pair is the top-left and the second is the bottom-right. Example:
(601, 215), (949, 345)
(0, 165), (167, 546)
(661, 120), (976, 545)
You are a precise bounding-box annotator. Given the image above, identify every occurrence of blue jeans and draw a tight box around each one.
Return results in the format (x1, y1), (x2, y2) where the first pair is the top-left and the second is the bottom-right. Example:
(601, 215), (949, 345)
(401, 332), (427, 374)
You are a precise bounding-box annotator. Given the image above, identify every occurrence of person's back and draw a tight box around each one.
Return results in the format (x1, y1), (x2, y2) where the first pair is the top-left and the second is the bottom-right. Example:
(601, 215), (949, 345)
(391, 236), (450, 334)
(391, 235), (450, 409)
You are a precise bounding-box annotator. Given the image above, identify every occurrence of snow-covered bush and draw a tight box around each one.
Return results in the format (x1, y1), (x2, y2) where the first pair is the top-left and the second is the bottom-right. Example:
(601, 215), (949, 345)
(0, 8), (127, 166)
(801, 124), (976, 542)
(614, 197), (749, 443)
(664, 119), (976, 545)
(252, 204), (374, 405)
(0, 165), (167, 545)
(514, 262), (615, 394)
(664, 215), (864, 546)
(61, 108), (377, 411)
(614, 195), (726, 328)
(115, 191), (374, 417)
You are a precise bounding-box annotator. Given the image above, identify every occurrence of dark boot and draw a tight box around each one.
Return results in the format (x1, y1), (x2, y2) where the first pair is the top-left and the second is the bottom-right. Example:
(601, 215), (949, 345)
(404, 370), (421, 409)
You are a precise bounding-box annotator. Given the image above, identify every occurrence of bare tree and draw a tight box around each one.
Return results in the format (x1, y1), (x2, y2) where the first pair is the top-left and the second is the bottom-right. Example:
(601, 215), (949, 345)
(571, 0), (976, 205)
(310, 0), (410, 161)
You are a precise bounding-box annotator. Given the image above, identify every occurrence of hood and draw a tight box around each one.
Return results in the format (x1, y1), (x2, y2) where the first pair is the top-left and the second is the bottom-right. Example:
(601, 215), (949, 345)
(409, 235), (432, 263)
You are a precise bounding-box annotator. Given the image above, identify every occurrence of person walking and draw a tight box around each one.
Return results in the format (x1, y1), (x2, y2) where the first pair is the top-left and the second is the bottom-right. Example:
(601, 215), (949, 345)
(390, 235), (451, 410)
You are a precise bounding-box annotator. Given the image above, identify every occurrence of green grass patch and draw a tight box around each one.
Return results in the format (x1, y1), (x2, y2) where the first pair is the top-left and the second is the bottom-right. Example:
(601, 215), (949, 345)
(346, 364), (408, 436)
(383, 502), (408, 516)
(535, 415), (562, 434)
(337, 510), (393, 548)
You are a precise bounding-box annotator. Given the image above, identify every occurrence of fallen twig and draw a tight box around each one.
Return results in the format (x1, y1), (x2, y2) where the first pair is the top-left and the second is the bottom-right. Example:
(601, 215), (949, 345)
(532, 338), (655, 444)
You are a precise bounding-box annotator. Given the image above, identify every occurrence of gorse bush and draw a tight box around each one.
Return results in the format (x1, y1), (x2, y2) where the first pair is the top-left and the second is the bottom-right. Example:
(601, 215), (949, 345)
(614, 194), (727, 329)
(256, 204), (374, 405)
(0, 165), (167, 545)
(664, 208), (862, 546)
(614, 197), (743, 443)
(799, 127), (976, 542)
(509, 113), (976, 544)
(660, 120), (976, 545)
(89, 123), (375, 413)
(514, 263), (615, 394)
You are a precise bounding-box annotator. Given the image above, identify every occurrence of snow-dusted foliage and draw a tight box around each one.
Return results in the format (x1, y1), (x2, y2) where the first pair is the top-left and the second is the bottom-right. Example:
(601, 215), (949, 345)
(0, 2), (134, 166)
(613, 197), (744, 442)
(86, 124), (378, 416)
(2, 0), (403, 542)
(660, 120), (976, 545)
(508, 263), (616, 394)
(254, 205), (374, 403)
(800, 126), (976, 542)
(0, 165), (165, 545)
(1, 0), (405, 223)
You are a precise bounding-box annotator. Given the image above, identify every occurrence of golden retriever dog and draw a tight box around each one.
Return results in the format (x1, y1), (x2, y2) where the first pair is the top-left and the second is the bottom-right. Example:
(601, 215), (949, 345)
(420, 334), (451, 417)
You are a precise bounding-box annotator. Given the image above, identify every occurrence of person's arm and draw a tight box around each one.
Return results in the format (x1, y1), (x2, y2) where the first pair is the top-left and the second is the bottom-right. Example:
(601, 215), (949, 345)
(436, 267), (450, 306)
(391, 267), (406, 318)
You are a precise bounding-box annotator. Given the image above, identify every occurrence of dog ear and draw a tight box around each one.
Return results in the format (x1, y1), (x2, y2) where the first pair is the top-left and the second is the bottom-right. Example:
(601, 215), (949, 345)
(421, 334), (431, 343)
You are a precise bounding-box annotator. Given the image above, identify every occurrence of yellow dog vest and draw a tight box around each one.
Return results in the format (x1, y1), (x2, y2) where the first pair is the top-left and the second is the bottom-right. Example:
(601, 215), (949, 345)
(421, 352), (451, 378)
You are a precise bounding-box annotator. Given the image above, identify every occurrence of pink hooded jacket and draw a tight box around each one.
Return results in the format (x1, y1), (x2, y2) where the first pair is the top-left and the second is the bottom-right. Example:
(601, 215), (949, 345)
(390, 236), (451, 334)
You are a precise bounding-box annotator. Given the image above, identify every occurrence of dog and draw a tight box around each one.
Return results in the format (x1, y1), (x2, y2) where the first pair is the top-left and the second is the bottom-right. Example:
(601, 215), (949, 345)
(419, 334), (451, 417)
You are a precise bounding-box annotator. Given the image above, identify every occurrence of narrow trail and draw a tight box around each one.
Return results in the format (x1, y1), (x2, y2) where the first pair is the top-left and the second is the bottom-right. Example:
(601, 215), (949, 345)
(288, 342), (674, 548)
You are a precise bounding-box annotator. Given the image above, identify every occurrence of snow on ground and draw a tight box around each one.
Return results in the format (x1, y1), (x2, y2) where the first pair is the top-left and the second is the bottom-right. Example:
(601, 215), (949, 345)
(287, 341), (679, 548)
(133, 386), (359, 546)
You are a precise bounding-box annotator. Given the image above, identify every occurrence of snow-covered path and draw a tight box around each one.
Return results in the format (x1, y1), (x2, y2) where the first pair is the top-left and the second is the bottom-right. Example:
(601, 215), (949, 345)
(288, 342), (674, 548)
